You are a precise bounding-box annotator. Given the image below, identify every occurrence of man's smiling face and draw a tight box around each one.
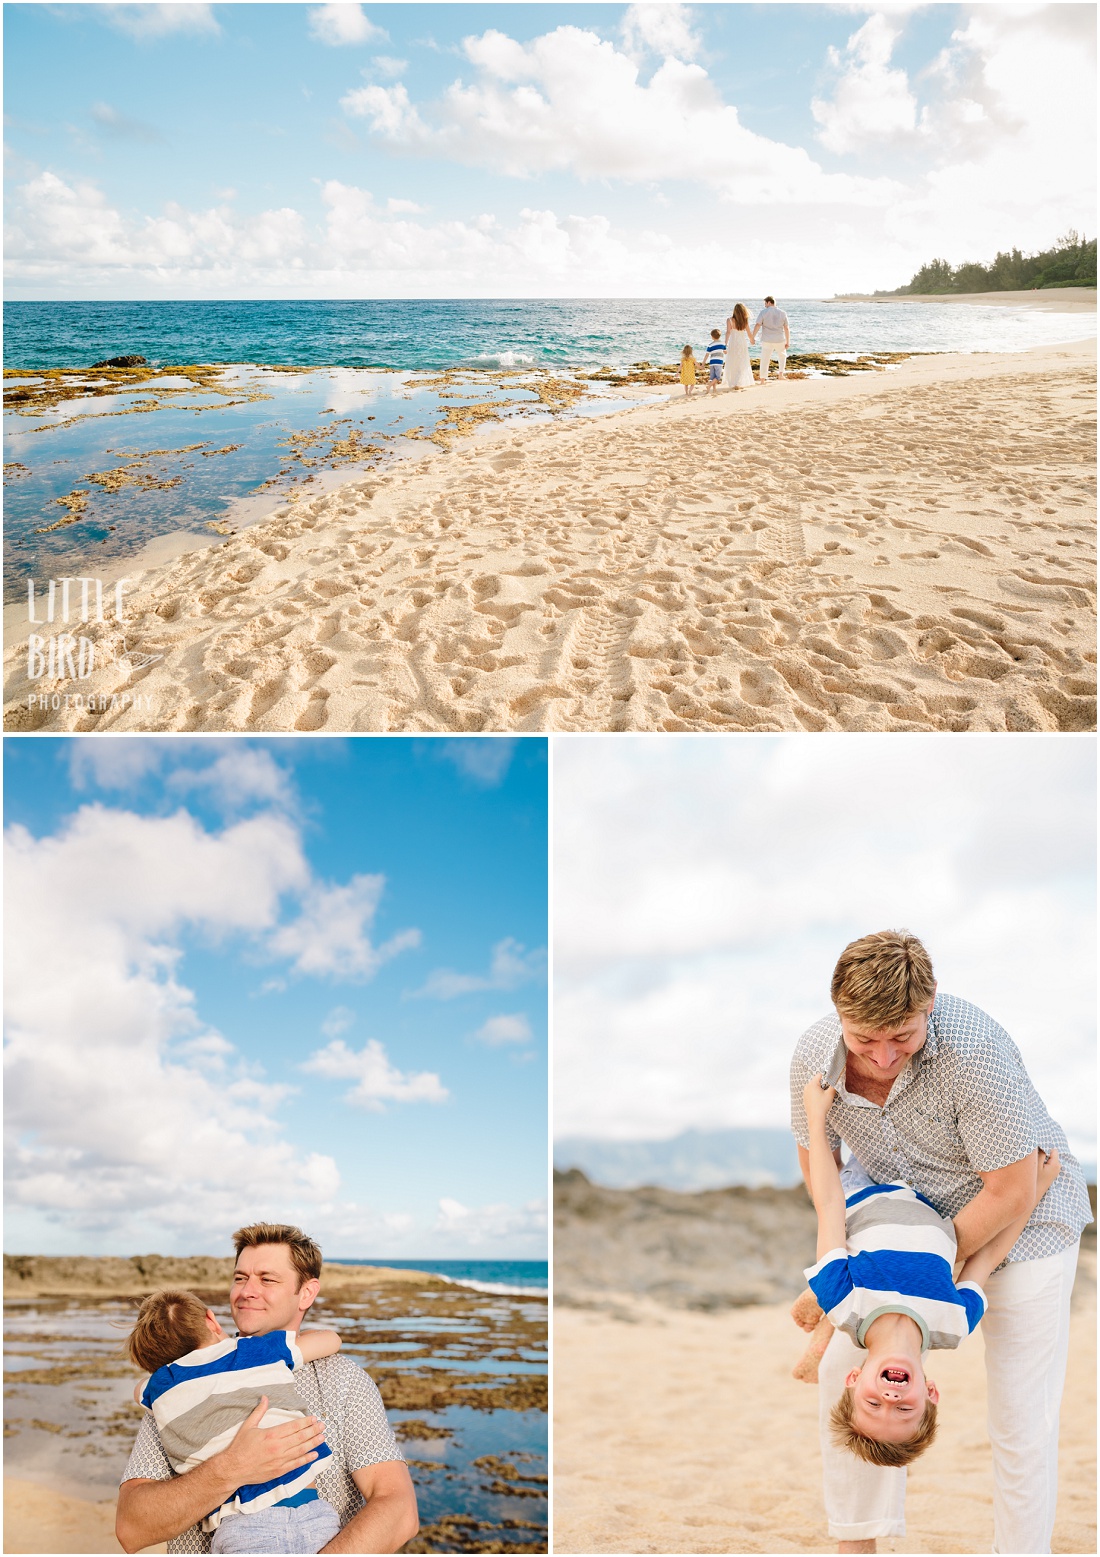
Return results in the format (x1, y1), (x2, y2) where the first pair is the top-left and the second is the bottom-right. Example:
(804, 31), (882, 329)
(839, 997), (934, 1085)
(230, 1242), (319, 1336)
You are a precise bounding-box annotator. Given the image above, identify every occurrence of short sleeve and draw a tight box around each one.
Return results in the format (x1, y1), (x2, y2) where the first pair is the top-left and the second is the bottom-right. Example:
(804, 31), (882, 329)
(341, 1367), (404, 1472)
(790, 1044), (840, 1154)
(956, 1280), (987, 1334)
(121, 1410), (175, 1485)
(953, 1027), (1040, 1172)
(804, 1251), (852, 1317)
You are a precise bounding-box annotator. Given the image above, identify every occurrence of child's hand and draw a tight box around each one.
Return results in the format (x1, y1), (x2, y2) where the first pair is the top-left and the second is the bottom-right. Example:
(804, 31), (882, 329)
(803, 1074), (836, 1119)
(1037, 1148), (1060, 1201)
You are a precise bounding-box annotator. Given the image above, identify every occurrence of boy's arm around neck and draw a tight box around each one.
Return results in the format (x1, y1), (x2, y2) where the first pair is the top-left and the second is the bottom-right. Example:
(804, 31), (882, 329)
(298, 1329), (342, 1363)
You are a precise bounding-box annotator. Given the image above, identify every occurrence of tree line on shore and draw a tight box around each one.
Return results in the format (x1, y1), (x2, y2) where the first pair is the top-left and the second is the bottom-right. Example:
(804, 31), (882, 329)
(882, 232), (1096, 295)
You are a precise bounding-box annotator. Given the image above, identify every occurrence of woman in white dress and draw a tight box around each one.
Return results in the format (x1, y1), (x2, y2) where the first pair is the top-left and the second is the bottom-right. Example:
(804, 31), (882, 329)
(722, 302), (756, 390)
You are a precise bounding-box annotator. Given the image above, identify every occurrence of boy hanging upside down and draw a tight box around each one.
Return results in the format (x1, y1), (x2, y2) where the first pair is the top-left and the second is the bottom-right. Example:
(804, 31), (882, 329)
(795, 1074), (1060, 1467)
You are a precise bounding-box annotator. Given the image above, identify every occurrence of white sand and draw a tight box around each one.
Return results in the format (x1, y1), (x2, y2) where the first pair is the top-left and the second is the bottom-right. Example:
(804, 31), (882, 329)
(553, 1250), (1096, 1554)
(5, 339), (1094, 733)
(833, 288), (1097, 314)
(3, 1478), (165, 1554)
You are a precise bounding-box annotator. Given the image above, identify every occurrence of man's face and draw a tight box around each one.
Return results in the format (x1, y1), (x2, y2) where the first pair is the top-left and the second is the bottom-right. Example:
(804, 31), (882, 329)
(230, 1242), (318, 1337)
(839, 998), (934, 1084)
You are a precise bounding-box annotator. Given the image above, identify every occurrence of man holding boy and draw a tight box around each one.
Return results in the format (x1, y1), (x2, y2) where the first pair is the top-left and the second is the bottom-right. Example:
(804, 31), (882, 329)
(115, 1223), (418, 1555)
(789, 931), (1091, 1556)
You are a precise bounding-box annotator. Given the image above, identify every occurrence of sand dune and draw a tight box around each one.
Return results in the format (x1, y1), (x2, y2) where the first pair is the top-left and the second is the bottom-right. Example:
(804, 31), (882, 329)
(5, 340), (1094, 733)
(553, 1249), (1096, 1555)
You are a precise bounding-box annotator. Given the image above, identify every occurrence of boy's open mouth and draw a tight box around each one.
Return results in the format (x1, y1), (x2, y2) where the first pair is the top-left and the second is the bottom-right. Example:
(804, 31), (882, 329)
(881, 1368), (910, 1385)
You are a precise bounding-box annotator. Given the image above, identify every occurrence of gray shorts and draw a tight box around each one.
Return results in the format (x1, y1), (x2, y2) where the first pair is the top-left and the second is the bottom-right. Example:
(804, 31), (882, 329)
(210, 1497), (342, 1554)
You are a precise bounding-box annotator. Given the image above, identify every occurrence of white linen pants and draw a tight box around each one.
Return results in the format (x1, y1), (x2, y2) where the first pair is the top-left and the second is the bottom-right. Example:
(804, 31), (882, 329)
(818, 1240), (1080, 1552)
(758, 341), (787, 379)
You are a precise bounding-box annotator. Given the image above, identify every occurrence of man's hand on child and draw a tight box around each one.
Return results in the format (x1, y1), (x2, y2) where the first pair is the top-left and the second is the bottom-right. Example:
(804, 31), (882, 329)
(220, 1396), (326, 1486)
(803, 1074), (837, 1119)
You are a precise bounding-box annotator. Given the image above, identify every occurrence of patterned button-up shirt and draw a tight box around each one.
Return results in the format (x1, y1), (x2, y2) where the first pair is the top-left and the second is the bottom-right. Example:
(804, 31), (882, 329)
(121, 1355), (404, 1554)
(790, 992), (1092, 1264)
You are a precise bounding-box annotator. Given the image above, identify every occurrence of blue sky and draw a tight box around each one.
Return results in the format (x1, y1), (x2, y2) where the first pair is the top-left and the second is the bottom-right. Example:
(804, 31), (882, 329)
(5, 3), (1094, 298)
(4, 735), (548, 1259)
(554, 734), (1096, 1167)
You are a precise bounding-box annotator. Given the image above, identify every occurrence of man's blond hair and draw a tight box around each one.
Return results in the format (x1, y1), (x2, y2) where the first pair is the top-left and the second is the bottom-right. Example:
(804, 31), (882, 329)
(831, 930), (935, 1029)
(830, 1386), (938, 1467)
(232, 1223), (322, 1289)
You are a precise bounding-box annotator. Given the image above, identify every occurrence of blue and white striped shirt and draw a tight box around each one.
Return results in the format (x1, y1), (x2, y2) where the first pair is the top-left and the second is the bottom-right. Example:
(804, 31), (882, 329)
(805, 1181), (986, 1350)
(704, 342), (726, 367)
(142, 1330), (333, 1531)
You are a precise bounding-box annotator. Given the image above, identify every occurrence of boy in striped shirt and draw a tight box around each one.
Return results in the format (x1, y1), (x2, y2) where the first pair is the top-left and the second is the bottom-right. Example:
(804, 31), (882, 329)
(800, 1075), (1060, 1467)
(703, 330), (725, 394)
(128, 1290), (341, 1553)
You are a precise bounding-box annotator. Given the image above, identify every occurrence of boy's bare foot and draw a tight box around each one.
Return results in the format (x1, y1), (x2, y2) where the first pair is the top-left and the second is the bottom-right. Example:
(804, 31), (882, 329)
(791, 1315), (834, 1382)
(790, 1288), (824, 1332)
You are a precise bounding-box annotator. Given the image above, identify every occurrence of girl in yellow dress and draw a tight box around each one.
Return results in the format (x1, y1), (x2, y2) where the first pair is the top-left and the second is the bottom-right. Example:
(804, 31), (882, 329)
(680, 344), (697, 397)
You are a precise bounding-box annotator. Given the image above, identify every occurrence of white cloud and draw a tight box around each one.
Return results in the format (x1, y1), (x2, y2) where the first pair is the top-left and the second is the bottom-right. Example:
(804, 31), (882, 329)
(102, 4), (219, 38)
(386, 196), (424, 215)
(321, 1005), (356, 1038)
(3, 805), (344, 1249)
(434, 1196), (547, 1248)
(67, 739), (295, 811)
(434, 737), (516, 787)
(341, 24), (896, 206)
(90, 102), (165, 144)
(69, 737), (173, 790)
(268, 874), (420, 981)
(308, 4), (385, 47)
(372, 56), (409, 79)
(171, 747), (294, 809)
(301, 1037), (447, 1110)
(415, 937), (546, 1000)
(475, 1014), (533, 1047)
(812, 14), (920, 155)
(621, 3), (701, 63)
(553, 736), (1096, 1160)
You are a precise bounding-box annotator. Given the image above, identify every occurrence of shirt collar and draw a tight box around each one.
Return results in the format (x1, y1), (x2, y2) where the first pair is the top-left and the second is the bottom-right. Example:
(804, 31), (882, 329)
(826, 998), (940, 1101)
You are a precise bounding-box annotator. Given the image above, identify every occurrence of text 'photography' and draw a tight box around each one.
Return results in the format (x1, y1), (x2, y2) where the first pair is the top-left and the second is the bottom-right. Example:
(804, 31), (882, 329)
(3, 736), (548, 1556)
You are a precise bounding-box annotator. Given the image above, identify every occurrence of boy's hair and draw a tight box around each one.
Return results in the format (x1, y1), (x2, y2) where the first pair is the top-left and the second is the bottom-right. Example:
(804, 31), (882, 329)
(232, 1222), (322, 1288)
(831, 930), (935, 1028)
(710, 328), (721, 339)
(127, 1288), (211, 1373)
(830, 1386), (938, 1466)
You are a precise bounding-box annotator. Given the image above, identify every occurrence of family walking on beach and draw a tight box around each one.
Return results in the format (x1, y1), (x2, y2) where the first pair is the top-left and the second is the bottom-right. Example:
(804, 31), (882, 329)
(681, 297), (791, 396)
(789, 930), (1089, 1555)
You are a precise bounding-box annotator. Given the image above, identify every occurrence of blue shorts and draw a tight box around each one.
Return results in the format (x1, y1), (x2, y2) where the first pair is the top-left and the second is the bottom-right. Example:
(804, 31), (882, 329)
(210, 1497), (341, 1554)
(709, 363), (723, 381)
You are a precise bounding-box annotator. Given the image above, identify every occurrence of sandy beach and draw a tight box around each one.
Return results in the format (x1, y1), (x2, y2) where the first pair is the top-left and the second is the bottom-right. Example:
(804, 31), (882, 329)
(553, 1173), (1096, 1553)
(5, 334), (1094, 734)
(832, 287), (1097, 314)
(553, 1256), (1096, 1555)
